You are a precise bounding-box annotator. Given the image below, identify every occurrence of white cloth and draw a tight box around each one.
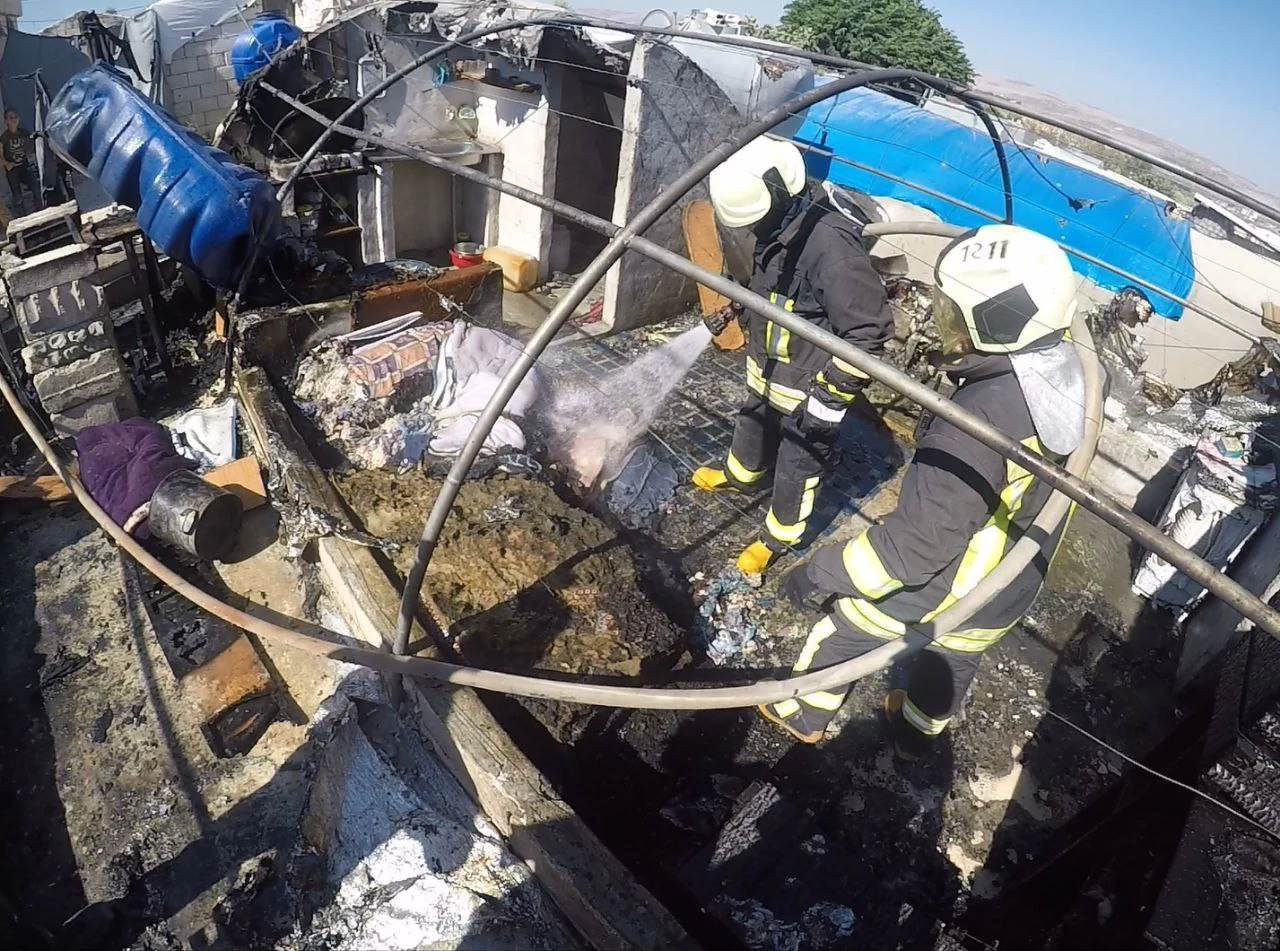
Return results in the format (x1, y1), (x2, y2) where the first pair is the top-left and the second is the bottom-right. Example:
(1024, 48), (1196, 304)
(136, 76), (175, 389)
(428, 324), (541, 457)
(1009, 340), (1087, 456)
(166, 399), (238, 470)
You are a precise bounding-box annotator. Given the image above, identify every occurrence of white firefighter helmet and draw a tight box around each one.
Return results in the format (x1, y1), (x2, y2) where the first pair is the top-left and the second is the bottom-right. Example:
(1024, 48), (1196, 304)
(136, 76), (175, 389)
(933, 224), (1079, 356)
(708, 136), (807, 229)
(935, 225), (1087, 455)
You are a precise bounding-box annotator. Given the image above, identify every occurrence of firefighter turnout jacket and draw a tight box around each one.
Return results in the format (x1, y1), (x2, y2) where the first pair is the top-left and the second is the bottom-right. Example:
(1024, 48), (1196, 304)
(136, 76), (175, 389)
(744, 185), (893, 415)
(803, 353), (1070, 650)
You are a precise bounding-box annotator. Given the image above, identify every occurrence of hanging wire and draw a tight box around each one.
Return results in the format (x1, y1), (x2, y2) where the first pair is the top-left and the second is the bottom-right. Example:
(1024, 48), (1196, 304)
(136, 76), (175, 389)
(295, 28), (1269, 336)
(1043, 708), (1280, 844)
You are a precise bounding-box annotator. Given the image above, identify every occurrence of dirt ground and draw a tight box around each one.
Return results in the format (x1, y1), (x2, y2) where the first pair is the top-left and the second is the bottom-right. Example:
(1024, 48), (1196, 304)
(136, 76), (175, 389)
(327, 443), (1185, 949)
(336, 469), (687, 679)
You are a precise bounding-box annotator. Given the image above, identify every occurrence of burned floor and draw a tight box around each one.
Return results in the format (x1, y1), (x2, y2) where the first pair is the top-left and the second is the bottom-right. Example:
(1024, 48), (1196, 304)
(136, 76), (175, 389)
(4, 10), (1280, 945)
(292, 318), (1229, 950)
(3, 275), (1279, 948)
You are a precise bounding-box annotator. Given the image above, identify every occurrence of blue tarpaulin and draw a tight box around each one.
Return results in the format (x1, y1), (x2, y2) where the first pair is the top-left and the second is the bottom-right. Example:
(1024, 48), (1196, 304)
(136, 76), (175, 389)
(793, 87), (1194, 318)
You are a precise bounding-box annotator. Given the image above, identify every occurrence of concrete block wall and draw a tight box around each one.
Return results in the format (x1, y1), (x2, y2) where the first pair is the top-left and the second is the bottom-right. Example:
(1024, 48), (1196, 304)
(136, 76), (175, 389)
(2, 244), (137, 435)
(604, 39), (748, 331)
(164, 2), (262, 138)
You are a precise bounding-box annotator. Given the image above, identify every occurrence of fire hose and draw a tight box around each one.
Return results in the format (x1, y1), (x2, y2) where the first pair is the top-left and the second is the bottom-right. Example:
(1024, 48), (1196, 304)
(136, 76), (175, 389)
(0, 325), (1097, 709)
(12, 21), (1280, 707)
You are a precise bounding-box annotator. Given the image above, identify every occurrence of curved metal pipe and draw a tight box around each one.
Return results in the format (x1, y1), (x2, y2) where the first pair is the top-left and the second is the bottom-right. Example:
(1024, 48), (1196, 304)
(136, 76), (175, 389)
(0, 326), (1099, 710)
(266, 78), (1254, 338)
(572, 16), (1280, 224)
(253, 82), (1280, 647)
(388, 66), (941, 656)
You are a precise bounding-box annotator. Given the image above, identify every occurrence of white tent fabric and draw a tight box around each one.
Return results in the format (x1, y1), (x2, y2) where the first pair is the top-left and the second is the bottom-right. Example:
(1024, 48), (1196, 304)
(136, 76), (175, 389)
(127, 0), (251, 65)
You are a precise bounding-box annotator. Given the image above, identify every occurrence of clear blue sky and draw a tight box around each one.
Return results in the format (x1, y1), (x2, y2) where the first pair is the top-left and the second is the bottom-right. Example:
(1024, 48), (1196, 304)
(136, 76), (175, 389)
(19, 0), (1280, 193)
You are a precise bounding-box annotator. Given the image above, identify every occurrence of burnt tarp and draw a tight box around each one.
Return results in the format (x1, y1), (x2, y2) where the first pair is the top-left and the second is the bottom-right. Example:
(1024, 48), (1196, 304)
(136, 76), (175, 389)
(0, 31), (91, 125)
(0, 31), (95, 207)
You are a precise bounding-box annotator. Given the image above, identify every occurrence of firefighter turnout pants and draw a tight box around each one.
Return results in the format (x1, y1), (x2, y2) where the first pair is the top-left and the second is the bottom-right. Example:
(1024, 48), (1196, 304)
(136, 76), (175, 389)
(726, 392), (838, 553)
(773, 610), (1007, 740)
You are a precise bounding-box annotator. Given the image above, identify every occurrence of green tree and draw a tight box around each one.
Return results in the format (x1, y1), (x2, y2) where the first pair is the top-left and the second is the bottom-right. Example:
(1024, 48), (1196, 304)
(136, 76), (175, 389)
(765, 0), (975, 85)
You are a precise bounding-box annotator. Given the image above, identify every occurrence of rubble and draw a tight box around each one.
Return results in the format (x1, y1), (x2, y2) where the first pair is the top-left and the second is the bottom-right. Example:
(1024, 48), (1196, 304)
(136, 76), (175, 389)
(696, 569), (769, 665)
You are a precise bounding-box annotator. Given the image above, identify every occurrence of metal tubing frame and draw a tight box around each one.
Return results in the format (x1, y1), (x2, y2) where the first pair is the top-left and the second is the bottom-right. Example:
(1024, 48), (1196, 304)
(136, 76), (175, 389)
(249, 16), (1280, 653)
(257, 77), (1280, 647)
(385, 66), (949, 655)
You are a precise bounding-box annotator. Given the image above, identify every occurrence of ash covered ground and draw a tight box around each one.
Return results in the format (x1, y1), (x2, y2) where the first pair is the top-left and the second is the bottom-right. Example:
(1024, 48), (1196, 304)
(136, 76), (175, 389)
(326, 316), (1187, 948)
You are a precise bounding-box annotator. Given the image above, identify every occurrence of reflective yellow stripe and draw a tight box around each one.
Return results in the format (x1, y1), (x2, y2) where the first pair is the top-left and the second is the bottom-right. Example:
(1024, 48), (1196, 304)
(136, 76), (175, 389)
(774, 699), (801, 717)
(766, 510), (805, 545)
(726, 451), (766, 484)
(934, 625), (1011, 653)
(902, 697), (950, 736)
(836, 596), (906, 639)
(923, 436), (1041, 623)
(748, 356), (806, 413)
(793, 616), (838, 672)
(833, 355), (870, 379)
(765, 476), (819, 546)
(842, 533), (901, 599)
(764, 294), (794, 362)
(790, 618), (852, 713)
(815, 370), (857, 402)
(800, 690), (845, 711)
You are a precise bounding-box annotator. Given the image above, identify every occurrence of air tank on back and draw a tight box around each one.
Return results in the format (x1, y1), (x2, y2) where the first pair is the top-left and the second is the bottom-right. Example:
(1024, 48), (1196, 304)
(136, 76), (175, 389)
(230, 12), (303, 84)
(45, 63), (281, 291)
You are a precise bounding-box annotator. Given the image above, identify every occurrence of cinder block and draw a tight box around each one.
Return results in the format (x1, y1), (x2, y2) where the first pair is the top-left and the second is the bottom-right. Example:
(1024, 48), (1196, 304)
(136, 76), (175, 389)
(2, 244), (98, 299)
(172, 85), (200, 105)
(20, 317), (116, 374)
(215, 65), (237, 82)
(15, 278), (108, 338)
(173, 99), (196, 119)
(194, 96), (223, 113)
(33, 349), (132, 414)
(166, 71), (194, 90)
(50, 390), (140, 436)
(188, 67), (216, 87)
(200, 81), (229, 99)
(169, 56), (198, 76)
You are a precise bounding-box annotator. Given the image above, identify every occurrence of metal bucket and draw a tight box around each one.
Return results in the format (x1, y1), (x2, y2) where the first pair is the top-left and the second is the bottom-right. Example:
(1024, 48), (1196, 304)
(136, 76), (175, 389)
(149, 470), (244, 561)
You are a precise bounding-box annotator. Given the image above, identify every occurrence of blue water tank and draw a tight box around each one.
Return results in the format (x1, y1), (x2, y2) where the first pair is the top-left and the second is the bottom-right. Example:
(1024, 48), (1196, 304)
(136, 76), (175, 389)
(46, 63), (281, 291)
(230, 12), (302, 84)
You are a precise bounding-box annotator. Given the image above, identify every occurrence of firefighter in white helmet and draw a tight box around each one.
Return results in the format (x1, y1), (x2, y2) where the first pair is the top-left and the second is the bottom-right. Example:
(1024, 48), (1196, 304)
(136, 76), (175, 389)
(694, 135), (894, 576)
(760, 224), (1087, 754)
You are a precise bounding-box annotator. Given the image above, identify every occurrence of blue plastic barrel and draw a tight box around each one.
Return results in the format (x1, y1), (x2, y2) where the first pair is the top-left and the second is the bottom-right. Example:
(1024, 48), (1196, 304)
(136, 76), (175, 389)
(230, 12), (302, 84)
(46, 63), (281, 291)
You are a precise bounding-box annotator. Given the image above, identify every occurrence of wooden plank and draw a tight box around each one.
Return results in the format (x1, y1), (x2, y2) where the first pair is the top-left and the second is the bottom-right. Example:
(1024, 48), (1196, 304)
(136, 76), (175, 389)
(0, 474), (73, 502)
(236, 367), (693, 951)
(204, 457), (268, 511)
(682, 200), (745, 352)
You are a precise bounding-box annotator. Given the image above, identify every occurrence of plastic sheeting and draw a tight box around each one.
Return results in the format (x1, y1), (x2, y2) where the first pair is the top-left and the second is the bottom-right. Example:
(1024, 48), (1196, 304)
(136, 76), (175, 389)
(134, 0), (250, 64)
(793, 87), (1196, 317)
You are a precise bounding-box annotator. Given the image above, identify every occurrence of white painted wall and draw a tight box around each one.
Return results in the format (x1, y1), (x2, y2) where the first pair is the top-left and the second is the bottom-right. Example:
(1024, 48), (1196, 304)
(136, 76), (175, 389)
(438, 74), (557, 279)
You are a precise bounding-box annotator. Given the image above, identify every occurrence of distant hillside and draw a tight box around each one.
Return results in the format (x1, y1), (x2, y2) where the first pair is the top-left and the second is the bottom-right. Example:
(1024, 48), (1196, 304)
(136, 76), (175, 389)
(976, 75), (1280, 218)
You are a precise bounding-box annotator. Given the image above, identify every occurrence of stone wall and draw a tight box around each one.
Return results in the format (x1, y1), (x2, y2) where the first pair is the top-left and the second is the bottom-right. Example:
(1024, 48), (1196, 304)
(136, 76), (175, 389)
(165, 2), (262, 139)
(604, 39), (748, 331)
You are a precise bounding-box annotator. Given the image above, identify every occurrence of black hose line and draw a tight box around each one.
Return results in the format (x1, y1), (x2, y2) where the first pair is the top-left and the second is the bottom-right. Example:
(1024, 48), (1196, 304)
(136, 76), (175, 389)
(245, 17), (1280, 659)
(252, 80), (1280, 650)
